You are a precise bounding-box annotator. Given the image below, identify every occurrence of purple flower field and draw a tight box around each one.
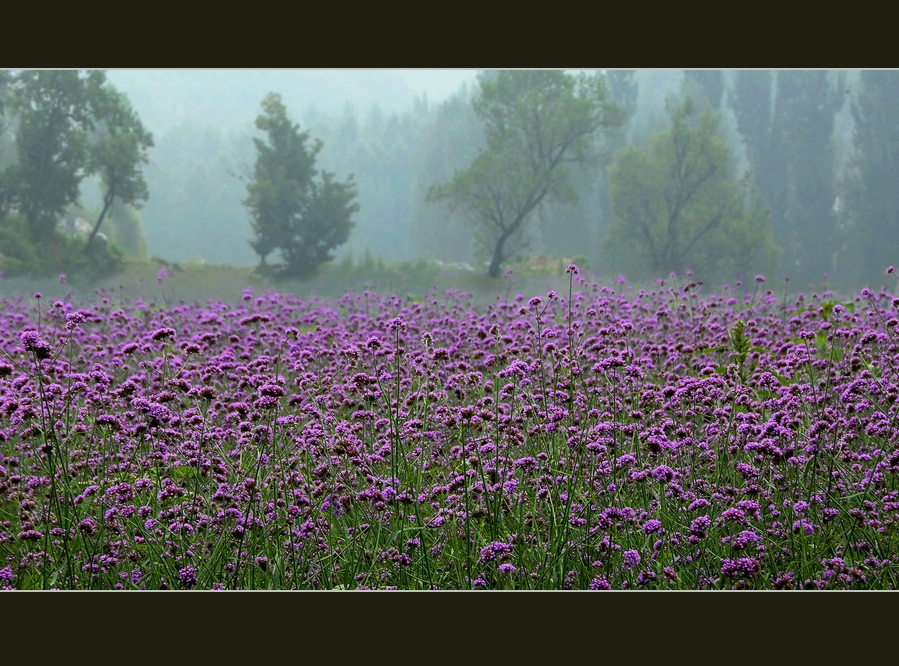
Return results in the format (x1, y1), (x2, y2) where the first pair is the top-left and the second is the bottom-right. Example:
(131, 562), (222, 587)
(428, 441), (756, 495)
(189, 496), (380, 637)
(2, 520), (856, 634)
(1, 268), (898, 590)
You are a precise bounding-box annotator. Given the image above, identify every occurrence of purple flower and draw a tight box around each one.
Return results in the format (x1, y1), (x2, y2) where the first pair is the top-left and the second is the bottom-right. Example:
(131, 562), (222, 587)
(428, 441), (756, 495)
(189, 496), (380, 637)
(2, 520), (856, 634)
(498, 563), (516, 574)
(179, 566), (198, 589)
(18, 529), (44, 541)
(19, 330), (52, 359)
(589, 577), (611, 590)
(792, 519), (816, 535)
(479, 541), (513, 564)
(720, 508), (747, 524)
(65, 312), (85, 330)
(636, 569), (657, 586)
(77, 518), (98, 535)
(642, 519), (662, 534)
(721, 557), (760, 580)
(651, 465), (674, 483)
(730, 530), (761, 550)
(690, 515), (711, 537)
(151, 327), (175, 341)
(623, 549), (641, 570)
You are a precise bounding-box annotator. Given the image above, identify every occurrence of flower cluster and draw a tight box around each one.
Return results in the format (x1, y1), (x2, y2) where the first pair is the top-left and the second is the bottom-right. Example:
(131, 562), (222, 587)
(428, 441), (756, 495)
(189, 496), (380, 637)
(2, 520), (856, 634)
(0, 272), (897, 590)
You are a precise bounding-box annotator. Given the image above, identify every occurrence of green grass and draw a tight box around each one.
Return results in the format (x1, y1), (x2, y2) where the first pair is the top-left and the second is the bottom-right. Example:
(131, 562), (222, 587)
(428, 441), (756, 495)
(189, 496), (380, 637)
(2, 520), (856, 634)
(0, 256), (584, 308)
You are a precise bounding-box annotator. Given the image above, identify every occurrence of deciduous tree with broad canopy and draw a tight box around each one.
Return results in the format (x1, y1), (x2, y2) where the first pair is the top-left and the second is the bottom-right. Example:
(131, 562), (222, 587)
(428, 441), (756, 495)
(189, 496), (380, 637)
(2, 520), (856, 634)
(84, 87), (153, 257)
(427, 70), (626, 278)
(605, 97), (780, 284)
(0, 70), (153, 276)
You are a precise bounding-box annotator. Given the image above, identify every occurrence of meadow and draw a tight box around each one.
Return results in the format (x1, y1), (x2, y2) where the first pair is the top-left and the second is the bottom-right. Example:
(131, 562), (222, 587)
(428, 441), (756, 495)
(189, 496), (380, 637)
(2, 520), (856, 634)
(1, 265), (897, 590)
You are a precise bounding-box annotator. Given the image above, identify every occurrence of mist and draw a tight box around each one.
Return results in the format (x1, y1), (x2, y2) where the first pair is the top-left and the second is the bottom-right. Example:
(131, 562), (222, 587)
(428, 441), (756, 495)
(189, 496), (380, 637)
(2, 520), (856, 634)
(1, 69), (896, 302)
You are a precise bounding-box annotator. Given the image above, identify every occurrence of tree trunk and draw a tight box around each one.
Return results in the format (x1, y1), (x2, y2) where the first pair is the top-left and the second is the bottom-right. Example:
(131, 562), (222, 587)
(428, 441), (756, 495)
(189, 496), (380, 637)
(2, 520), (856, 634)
(86, 187), (115, 256)
(488, 232), (510, 278)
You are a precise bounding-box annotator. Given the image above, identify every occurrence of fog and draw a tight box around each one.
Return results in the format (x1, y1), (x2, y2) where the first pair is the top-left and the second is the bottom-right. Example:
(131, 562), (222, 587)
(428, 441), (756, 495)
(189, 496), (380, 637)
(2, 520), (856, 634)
(2, 69), (897, 302)
(105, 70), (476, 134)
(102, 69), (481, 267)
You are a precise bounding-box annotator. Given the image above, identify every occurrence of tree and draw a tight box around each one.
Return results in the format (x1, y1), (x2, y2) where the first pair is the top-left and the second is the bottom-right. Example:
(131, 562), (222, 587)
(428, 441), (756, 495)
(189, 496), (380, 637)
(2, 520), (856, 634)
(605, 97), (780, 283)
(0, 70), (151, 276)
(411, 84), (484, 263)
(532, 70), (641, 261)
(594, 70), (639, 252)
(7, 70), (105, 241)
(427, 70), (625, 278)
(244, 92), (357, 277)
(0, 70), (12, 135)
(84, 86), (153, 256)
(683, 70), (725, 111)
(841, 71), (899, 286)
(772, 71), (844, 281)
(730, 70), (843, 282)
(0, 71), (14, 220)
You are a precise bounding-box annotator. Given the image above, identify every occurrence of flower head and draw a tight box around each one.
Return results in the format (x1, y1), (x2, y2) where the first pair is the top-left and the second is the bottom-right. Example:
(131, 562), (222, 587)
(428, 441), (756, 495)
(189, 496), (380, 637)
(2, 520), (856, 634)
(151, 327), (176, 342)
(19, 331), (52, 359)
(589, 577), (611, 590)
(179, 566), (197, 589)
(642, 519), (662, 534)
(623, 549), (641, 570)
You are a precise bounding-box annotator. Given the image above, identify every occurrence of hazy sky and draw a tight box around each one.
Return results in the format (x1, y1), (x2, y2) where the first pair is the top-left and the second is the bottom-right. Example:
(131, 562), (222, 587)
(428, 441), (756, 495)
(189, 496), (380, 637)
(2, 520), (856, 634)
(102, 69), (481, 135)
(390, 69), (478, 101)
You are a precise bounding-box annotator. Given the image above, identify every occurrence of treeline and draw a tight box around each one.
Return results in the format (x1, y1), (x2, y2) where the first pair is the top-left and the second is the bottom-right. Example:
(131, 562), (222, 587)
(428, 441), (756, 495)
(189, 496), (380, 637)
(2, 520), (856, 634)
(3, 70), (897, 292)
(140, 70), (899, 290)
(0, 70), (152, 277)
(139, 87), (485, 268)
